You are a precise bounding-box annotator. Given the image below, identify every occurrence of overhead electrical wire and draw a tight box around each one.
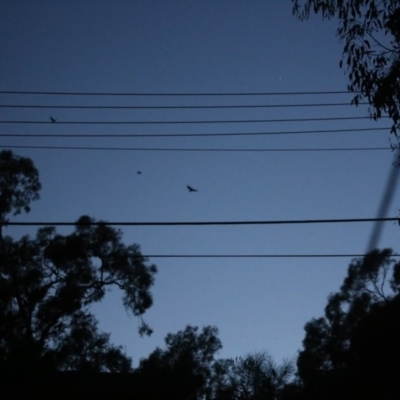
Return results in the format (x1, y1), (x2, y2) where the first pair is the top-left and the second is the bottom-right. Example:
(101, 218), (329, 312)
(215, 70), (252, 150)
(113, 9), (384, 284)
(0, 116), (388, 125)
(0, 128), (392, 138)
(135, 253), (400, 258)
(0, 127), (390, 138)
(4, 217), (399, 226)
(0, 102), (369, 110)
(0, 145), (389, 153)
(0, 90), (361, 96)
(1, 89), (395, 261)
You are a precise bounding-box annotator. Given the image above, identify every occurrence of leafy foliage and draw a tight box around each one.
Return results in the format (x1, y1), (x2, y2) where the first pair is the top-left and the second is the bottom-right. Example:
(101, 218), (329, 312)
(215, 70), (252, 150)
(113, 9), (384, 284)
(0, 150), (41, 222)
(136, 325), (222, 400)
(0, 151), (157, 372)
(211, 352), (295, 400)
(141, 348), (296, 400)
(0, 217), (157, 371)
(292, 0), (400, 135)
(297, 249), (400, 399)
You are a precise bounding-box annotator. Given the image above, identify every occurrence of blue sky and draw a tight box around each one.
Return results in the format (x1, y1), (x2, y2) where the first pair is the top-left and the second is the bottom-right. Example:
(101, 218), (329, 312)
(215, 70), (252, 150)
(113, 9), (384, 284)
(1, 1), (399, 366)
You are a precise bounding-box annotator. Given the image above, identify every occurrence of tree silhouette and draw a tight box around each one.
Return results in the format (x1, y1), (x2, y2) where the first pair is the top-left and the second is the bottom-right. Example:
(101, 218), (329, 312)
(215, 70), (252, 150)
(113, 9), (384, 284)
(136, 325), (222, 400)
(0, 150), (41, 225)
(293, 1), (400, 136)
(0, 151), (157, 372)
(211, 352), (295, 400)
(296, 249), (400, 399)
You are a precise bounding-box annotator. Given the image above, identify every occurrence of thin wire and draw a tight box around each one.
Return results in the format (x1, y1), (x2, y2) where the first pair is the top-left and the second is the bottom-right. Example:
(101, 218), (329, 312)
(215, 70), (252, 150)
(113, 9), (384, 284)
(0, 145), (389, 152)
(0, 127), (390, 138)
(4, 217), (398, 226)
(0, 102), (369, 110)
(0, 116), (386, 125)
(0, 90), (360, 96)
(138, 254), (400, 258)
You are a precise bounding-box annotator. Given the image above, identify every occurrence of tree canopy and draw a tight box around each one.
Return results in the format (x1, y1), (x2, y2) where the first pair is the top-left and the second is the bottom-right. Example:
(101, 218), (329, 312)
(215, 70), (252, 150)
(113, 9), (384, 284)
(211, 351), (295, 400)
(296, 249), (400, 399)
(136, 325), (222, 400)
(0, 150), (41, 223)
(2, 149), (399, 398)
(0, 150), (157, 372)
(136, 326), (297, 400)
(292, 0), (400, 136)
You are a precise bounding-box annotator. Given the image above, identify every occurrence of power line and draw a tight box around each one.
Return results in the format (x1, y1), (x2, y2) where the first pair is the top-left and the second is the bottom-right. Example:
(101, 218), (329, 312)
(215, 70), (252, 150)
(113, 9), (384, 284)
(4, 217), (398, 226)
(0, 102), (369, 110)
(0, 127), (389, 138)
(138, 253), (400, 258)
(0, 90), (360, 96)
(0, 116), (386, 125)
(0, 145), (389, 153)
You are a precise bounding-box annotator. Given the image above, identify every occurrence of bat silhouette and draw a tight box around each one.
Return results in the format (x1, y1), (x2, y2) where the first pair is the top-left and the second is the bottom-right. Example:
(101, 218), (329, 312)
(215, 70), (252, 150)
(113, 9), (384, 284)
(50, 117), (57, 123)
(187, 185), (198, 192)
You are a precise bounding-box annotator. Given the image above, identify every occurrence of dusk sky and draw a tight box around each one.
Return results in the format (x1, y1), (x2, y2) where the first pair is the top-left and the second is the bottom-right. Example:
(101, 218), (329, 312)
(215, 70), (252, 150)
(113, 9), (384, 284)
(1, 1), (399, 366)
